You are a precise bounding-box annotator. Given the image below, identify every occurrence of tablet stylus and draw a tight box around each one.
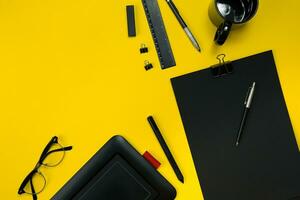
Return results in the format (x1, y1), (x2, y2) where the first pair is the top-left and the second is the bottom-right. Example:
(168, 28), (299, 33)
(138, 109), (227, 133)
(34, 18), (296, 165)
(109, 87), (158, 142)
(147, 116), (184, 183)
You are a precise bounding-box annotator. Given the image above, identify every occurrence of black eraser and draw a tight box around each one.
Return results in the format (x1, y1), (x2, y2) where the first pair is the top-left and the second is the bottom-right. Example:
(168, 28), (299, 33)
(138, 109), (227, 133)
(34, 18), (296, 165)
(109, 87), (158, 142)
(126, 5), (136, 37)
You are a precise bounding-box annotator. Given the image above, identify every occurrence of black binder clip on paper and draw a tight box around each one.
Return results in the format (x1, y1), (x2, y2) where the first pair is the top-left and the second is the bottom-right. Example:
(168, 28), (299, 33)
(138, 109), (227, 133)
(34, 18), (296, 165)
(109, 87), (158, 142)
(211, 54), (233, 77)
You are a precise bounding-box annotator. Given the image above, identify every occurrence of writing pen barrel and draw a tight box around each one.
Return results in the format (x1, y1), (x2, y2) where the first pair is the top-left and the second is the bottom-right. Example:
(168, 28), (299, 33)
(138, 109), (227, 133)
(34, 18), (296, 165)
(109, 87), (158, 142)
(235, 108), (249, 146)
(166, 0), (187, 28)
(166, 0), (201, 51)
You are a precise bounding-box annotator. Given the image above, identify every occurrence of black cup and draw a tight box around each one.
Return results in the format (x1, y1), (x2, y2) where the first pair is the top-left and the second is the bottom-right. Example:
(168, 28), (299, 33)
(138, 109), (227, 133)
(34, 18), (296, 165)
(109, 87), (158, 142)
(209, 0), (259, 45)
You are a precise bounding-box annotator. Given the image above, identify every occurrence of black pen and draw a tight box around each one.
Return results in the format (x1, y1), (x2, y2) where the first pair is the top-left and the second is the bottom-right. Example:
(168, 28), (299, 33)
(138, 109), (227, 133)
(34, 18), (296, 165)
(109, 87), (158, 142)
(166, 0), (201, 52)
(147, 116), (184, 183)
(235, 82), (256, 146)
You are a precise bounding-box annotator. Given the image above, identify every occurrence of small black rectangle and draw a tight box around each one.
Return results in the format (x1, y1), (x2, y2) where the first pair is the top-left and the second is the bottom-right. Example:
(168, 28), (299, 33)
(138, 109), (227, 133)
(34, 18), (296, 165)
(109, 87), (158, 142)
(126, 5), (136, 37)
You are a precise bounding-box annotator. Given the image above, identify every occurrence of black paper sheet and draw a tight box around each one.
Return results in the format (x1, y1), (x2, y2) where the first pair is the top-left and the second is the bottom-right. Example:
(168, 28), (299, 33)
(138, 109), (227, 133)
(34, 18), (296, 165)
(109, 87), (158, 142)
(171, 51), (300, 200)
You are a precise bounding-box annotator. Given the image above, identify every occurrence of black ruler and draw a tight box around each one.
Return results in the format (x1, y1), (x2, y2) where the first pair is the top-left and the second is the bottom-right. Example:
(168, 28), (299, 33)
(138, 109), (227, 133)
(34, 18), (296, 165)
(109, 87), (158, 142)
(142, 0), (176, 69)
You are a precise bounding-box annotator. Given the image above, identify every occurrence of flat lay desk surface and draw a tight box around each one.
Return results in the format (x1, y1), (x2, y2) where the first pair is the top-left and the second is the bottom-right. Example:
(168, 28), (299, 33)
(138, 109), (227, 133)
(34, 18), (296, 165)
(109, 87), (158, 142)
(0, 0), (299, 199)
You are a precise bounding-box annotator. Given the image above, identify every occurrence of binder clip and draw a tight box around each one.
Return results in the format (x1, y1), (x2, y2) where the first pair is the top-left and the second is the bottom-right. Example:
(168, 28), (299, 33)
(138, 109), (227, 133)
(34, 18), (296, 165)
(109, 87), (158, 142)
(144, 60), (153, 71)
(211, 54), (233, 77)
(140, 44), (148, 54)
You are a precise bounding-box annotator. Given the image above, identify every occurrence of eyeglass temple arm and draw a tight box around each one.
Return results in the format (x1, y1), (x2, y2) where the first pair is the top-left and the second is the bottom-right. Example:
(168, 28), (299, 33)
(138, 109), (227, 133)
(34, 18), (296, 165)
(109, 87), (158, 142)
(38, 136), (59, 162)
(39, 146), (73, 163)
(30, 177), (38, 200)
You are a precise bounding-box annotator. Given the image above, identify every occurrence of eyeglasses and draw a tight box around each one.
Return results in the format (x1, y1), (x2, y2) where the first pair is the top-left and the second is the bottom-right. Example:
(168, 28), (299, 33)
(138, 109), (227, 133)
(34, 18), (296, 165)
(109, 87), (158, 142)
(18, 136), (72, 200)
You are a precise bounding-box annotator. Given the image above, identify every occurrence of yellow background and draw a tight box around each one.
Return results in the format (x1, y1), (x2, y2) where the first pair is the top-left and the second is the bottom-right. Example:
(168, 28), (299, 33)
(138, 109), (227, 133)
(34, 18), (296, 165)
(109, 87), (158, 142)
(0, 0), (299, 199)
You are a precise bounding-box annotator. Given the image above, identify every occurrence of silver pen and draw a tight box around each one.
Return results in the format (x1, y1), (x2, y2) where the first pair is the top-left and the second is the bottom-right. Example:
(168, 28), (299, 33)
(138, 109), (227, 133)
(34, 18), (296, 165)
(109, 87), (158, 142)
(235, 82), (256, 147)
(166, 0), (201, 52)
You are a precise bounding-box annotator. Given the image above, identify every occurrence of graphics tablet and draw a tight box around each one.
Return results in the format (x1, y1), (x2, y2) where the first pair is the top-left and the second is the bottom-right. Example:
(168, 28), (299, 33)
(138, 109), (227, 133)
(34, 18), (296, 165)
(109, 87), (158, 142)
(51, 135), (176, 200)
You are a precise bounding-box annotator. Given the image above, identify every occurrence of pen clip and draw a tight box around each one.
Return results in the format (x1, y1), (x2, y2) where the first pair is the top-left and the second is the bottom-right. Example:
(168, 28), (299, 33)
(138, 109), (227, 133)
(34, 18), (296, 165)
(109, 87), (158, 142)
(244, 86), (252, 105)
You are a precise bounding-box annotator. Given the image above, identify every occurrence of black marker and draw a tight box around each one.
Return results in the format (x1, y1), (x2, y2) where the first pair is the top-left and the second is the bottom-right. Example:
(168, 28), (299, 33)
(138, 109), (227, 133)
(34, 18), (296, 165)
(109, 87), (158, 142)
(147, 116), (184, 183)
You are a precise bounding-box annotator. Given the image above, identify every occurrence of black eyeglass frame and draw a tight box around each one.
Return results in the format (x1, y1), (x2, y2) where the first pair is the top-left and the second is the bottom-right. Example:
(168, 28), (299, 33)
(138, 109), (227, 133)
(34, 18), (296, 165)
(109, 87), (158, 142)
(18, 136), (72, 199)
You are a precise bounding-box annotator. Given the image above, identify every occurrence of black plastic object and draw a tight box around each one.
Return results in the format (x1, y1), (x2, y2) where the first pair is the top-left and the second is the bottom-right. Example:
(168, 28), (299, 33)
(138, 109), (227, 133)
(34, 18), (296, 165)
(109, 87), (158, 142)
(209, 0), (259, 45)
(210, 54), (233, 77)
(51, 135), (176, 200)
(147, 116), (184, 183)
(144, 61), (153, 70)
(126, 5), (136, 37)
(171, 51), (300, 200)
(214, 21), (232, 45)
(141, 0), (176, 69)
(140, 44), (149, 53)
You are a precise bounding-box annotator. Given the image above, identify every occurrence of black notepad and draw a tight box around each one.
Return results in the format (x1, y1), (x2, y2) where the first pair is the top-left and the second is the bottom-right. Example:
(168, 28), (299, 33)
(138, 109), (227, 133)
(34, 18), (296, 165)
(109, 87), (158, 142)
(51, 135), (176, 200)
(171, 51), (300, 200)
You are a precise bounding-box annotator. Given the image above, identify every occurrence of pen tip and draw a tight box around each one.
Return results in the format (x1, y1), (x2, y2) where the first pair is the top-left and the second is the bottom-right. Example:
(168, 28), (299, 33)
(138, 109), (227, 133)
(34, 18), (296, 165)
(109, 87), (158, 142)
(235, 142), (239, 147)
(179, 177), (184, 183)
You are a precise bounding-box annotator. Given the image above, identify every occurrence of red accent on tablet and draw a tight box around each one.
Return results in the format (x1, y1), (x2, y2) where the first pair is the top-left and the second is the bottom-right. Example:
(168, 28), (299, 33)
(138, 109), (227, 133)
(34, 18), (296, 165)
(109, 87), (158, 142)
(143, 151), (161, 169)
